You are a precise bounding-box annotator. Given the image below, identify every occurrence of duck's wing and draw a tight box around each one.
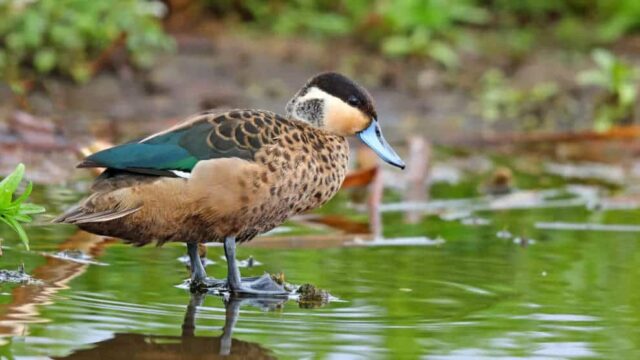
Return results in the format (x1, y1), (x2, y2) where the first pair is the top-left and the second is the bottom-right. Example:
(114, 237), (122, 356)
(78, 110), (284, 177)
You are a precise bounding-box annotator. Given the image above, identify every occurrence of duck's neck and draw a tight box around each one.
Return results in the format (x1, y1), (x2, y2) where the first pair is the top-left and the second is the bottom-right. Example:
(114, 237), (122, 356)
(285, 102), (324, 128)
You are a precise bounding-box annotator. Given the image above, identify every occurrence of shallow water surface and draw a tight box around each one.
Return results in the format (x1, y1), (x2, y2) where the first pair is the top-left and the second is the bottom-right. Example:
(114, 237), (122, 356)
(2, 181), (640, 359)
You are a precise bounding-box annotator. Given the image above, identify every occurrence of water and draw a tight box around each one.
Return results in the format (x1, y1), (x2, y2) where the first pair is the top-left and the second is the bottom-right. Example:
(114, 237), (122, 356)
(2, 169), (640, 359)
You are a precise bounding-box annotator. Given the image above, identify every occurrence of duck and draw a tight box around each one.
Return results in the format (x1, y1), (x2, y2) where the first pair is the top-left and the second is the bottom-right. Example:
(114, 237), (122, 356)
(54, 72), (405, 296)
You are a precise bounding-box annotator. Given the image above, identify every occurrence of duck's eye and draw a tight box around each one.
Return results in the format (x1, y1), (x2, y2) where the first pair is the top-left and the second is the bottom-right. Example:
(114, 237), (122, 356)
(347, 96), (360, 106)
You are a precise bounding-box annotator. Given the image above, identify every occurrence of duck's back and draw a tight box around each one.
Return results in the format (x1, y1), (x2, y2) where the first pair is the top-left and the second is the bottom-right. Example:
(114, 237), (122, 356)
(55, 109), (349, 245)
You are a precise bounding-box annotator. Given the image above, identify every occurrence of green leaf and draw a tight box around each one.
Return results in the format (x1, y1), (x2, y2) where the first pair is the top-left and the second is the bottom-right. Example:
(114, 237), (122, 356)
(71, 65), (91, 83)
(5, 217), (29, 250)
(619, 85), (636, 106)
(0, 163), (25, 196)
(0, 190), (10, 209)
(34, 49), (56, 73)
(13, 181), (33, 206)
(592, 49), (615, 70)
(382, 36), (413, 57)
(577, 70), (607, 87)
(13, 214), (32, 223)
(18, 203), (46, 215)
(428, 41), (459, 69)
(0, 163), (43, 251)
(0, 216), (15, 231)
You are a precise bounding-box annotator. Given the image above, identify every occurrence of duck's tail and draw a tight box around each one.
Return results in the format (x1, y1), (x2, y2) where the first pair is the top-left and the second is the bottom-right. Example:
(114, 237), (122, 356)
(52, 205), (142, 225)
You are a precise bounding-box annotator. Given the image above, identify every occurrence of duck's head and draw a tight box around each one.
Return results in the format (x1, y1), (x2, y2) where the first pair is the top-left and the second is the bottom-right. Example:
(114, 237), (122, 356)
(286, 72), (405, 169)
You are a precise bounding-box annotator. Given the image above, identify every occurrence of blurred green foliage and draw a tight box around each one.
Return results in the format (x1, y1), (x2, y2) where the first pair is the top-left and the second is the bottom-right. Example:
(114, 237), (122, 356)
(489, 0), (640, 42)
(476, 69), (560, 131)
(0, 0), (174, 92)
(0, 164), (45, 250)
(578, 49), (639, 132)
(207, 0), (640, 67)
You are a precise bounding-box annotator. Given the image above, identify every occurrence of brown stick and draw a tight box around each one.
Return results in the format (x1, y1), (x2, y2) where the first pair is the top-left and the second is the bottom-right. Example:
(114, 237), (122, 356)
(443, 126), (640, 147)
(404, 136), (431, 224)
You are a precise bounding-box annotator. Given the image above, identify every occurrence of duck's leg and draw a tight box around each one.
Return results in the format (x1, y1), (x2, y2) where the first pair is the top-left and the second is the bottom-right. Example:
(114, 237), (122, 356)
(188, 242), (224, 291)
(188, 242), (208, 283)
(223, 236), (288, 296)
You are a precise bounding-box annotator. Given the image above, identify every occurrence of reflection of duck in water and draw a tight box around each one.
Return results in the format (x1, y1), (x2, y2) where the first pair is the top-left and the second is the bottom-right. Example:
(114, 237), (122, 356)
(54, 72), (405, 296)
(54, 293), (283, 360)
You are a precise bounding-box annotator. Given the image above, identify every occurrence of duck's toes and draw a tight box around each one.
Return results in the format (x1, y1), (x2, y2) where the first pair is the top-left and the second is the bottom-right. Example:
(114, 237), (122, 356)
(190, 277), (225, 293)
(231, 274), (289, 297)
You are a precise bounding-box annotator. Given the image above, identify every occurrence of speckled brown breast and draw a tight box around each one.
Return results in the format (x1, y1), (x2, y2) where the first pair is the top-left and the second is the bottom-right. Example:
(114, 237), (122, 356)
(184, 120), (350, 244)
(240, 122), (350, 239)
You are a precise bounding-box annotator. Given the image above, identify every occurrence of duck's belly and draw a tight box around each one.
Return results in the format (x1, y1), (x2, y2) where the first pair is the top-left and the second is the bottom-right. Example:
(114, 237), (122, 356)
(79, 176), (343, 246)
(181, 180), (344, 244)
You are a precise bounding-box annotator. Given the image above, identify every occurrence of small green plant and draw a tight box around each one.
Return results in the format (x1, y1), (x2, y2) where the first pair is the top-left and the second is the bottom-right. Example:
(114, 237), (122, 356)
(378, 0), (488, 67)
(578, 49), (639, 131)
(211, 0), (487, 68)
(0, 0), (174, 92)
(476, 69), (559, 131)
(0, 164), (45, 250)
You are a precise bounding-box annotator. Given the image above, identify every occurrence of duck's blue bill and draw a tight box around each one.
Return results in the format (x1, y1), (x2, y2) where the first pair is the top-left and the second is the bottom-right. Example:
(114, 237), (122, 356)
(357, 120), (406, 169)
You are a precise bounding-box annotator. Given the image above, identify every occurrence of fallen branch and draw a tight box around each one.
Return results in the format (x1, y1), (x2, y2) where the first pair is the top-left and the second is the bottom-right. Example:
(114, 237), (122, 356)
(444, 126), (640, 147)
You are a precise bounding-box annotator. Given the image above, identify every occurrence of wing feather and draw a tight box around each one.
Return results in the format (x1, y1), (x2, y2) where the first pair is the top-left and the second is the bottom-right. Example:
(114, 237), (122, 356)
(52, 205), (142, 224)
(79, 110), (283, 174)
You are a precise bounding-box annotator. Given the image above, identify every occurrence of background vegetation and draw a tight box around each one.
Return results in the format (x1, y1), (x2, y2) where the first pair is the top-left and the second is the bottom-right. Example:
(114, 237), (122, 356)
(0, 0), (173, 93)
(206, 0), (640, 62)
(0, 0), (639, 130)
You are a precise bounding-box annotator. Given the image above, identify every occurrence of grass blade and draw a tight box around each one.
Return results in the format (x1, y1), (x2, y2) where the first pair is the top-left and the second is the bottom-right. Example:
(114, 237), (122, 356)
(5, 217), (30, 251)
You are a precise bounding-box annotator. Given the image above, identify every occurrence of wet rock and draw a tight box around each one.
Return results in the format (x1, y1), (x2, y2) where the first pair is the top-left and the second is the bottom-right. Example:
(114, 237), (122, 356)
(296, 283), (330, 308)
(513, 236), (536, 247)
(483, 166), (514, 195)
(270, 272), (285, 285)
(0, 265), (42, 285)
(245, 256), (255, 268)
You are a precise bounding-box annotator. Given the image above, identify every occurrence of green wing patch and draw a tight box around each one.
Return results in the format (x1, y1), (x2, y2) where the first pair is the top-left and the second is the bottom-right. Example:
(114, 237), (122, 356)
(79, 110), (282, 173)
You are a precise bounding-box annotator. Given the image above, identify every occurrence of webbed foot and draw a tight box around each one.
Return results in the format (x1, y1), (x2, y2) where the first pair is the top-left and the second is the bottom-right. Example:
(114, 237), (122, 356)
(228, 274), (289, 297)
(223, 236), (289, 297)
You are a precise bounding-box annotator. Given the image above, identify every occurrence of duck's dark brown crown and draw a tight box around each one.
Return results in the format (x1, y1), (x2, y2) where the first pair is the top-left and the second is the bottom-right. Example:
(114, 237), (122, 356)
(307, 72), (377, 120)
